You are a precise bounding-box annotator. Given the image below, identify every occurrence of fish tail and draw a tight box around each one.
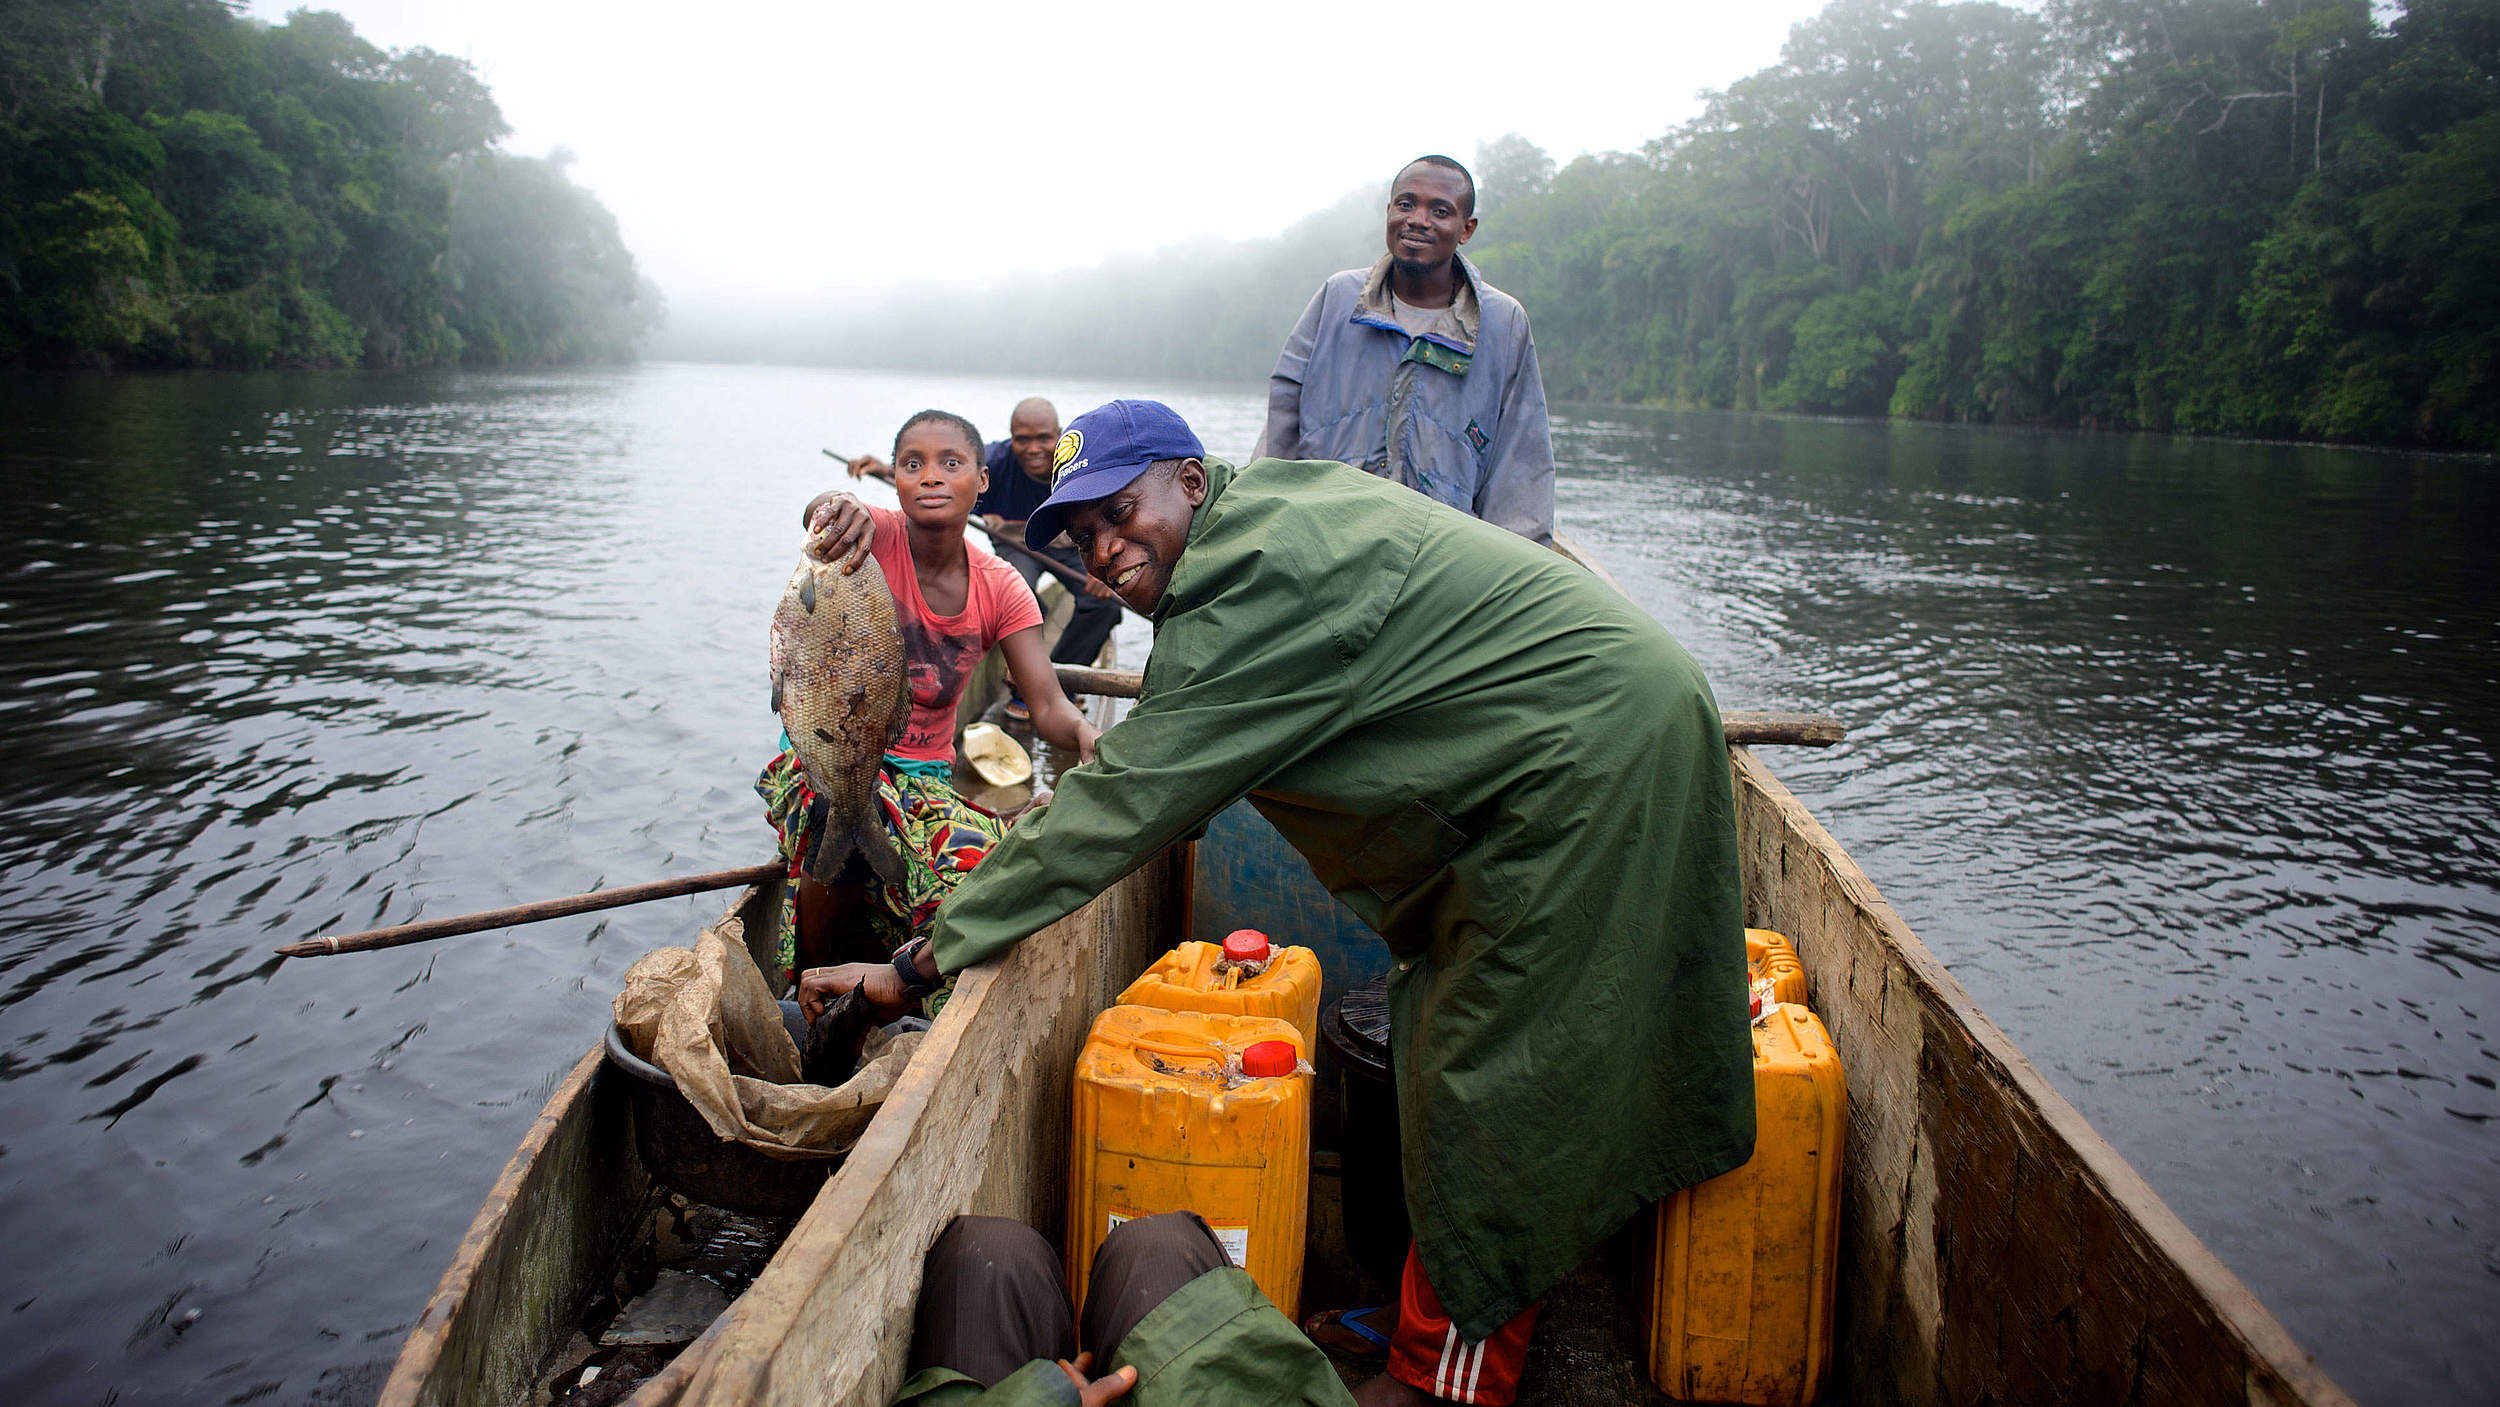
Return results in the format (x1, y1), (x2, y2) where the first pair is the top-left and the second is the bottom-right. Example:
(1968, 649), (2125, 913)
(797, 798), (908, 893)
(796, 792), (836, 881)
(855, 813), (907, 890)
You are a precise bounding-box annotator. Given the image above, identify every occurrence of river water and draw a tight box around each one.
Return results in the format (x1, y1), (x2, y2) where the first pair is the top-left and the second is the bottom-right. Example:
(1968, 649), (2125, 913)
(0, 364), (2490, 1404)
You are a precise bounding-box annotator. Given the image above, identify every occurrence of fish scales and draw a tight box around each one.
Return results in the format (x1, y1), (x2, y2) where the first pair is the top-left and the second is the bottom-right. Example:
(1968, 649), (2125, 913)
(768, 550), (910, 888)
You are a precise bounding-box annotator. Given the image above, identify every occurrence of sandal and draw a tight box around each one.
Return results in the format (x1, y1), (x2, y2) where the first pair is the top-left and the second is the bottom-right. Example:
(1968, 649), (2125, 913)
(1303, 1304), (1394, 1360)
(1003, 694), (1030, 723)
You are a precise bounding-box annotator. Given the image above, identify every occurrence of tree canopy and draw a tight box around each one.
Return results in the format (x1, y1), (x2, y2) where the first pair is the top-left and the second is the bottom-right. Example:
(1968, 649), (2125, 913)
(1471, 0), (2500, 449)
(748, 0), (2495, 451)
(0, 1), (656, 369)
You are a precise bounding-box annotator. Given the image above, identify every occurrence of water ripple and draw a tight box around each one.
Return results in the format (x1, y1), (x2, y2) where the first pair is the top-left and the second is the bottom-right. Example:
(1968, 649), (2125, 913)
(1562, 409), (2498, 1398)
(0, 374), (2492, 1405)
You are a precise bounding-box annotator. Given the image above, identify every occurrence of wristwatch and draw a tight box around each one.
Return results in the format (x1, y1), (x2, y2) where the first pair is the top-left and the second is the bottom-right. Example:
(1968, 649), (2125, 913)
(890, 936), (938, 1000)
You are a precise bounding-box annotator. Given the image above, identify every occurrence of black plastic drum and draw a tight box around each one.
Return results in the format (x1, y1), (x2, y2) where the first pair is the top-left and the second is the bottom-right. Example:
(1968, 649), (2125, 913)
(1318, 975), (1411, 1285)
(602, 1022), (834, 1218)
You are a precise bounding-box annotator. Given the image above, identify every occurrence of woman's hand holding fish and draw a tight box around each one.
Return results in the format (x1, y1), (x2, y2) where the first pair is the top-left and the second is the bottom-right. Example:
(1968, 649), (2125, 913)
(804, 493), (876, 573)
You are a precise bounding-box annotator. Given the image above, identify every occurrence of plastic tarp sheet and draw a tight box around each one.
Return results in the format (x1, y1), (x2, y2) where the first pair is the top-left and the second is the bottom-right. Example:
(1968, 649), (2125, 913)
(614, 921), (921, 1160)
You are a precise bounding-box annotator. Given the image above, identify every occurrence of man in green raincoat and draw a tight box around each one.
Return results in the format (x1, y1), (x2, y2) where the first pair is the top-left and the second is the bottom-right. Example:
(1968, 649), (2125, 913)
(813, 400), (1753, 1406)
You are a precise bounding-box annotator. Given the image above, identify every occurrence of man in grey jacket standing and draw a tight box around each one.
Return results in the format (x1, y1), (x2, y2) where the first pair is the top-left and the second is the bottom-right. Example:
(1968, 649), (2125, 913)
(1252, 155), (1556, 545)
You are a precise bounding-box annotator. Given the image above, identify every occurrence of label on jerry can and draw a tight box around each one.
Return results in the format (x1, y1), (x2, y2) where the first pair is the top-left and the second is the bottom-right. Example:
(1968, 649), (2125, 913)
(1107, 1210), (1250, 1266)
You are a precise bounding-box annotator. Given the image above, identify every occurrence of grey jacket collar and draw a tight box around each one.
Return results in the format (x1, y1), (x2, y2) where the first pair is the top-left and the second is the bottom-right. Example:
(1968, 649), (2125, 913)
(1355, 253), (1483, 352)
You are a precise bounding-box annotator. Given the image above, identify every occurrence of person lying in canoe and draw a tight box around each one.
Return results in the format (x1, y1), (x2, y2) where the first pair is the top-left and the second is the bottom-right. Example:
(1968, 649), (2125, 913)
(757, 408), (1099, 996)
(894, 1211), (1351, 1405)
(805, 399), (1753, 1407)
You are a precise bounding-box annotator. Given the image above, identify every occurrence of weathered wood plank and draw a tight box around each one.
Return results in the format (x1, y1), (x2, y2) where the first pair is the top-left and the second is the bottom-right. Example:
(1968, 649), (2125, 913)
(1052, 663), (1143, 701)
(1719, 710), (1847, 746)
(381, 882), (781, 1407)
(1047, 666), (1844, 748)
(375, 1046), (646, 1407)
(631, 847), (1185, 1407)
(1729, 747), (2352, 1407)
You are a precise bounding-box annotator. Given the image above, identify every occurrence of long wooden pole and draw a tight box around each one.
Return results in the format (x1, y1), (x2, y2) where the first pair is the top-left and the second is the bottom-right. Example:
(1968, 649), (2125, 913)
(276, 706), (1840, 959)
(1050, 663), (1845, 745)
(275, 862), (783, 959)
(815, 460), (1848, 748)
(1052, 663), (1144, 700)
(1720, 710), (1848, 747)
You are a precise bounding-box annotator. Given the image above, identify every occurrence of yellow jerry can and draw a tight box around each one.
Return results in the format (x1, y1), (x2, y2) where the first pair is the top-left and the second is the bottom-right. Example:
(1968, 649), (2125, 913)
(1116, 930), (1324, 1050)
(1746, 928), (1810, 1010)
(1067, 1006), (1312, 1317)
(1650, 1001), (1846, 1406)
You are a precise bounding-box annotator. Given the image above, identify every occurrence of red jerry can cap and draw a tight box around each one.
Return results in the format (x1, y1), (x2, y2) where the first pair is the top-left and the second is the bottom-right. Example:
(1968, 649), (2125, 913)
(1240, 1040), (1299, 1078)
(1221, 929), (1272, 963)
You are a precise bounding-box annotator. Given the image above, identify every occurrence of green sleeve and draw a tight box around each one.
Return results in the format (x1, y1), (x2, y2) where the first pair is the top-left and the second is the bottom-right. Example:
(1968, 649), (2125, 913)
(1112, 1267), (1356, 1406)
(928, 576), (1354, 974)
(891, 1359), (1080, 1406)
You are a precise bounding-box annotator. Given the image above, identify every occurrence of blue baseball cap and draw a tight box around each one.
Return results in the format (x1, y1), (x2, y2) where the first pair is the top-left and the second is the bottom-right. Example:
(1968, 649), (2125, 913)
(1024, 399), (1206, 550)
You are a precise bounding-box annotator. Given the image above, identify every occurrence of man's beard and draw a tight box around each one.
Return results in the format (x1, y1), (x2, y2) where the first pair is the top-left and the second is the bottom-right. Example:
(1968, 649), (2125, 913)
(1390, 251), (1447, 282)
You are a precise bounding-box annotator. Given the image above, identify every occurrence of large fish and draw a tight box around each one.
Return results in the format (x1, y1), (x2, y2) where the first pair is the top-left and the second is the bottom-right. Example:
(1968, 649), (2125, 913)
(768, 545), (910, 888)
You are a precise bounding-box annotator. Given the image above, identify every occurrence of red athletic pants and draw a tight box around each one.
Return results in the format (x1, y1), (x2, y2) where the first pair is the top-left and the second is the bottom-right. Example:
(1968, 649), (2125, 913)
(1385, 1244), (1540, 1405)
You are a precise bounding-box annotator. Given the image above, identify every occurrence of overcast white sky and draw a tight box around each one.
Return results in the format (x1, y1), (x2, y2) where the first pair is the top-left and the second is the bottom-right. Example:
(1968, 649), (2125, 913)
(245, 0), (1834, 311)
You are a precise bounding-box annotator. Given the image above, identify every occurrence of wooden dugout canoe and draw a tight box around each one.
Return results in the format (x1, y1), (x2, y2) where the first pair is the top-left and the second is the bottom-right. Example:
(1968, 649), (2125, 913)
(381, 542), (2355, 1407)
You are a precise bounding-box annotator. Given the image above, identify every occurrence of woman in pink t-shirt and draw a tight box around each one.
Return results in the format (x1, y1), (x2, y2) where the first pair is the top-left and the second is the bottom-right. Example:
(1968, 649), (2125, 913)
(757, 409), (1100, 989)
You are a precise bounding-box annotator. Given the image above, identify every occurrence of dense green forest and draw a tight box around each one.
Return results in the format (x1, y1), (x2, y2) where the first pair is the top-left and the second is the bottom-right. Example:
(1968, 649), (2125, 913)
(738, 0), (2496, 451)
(0, 1), (654, 369)
(1485, 0), (2499, 448)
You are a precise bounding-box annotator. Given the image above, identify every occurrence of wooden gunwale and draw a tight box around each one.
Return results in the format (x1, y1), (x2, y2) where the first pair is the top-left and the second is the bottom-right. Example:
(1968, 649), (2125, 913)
(373, 882), (777, 1407)
(1729, 750), (2352, 1407)
(1570, 535), (2345, 1402)
(375, 1047), (633, 1407)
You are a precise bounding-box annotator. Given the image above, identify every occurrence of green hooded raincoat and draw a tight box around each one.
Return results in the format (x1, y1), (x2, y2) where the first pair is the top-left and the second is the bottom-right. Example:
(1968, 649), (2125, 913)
(928, 457), (1754, 1339)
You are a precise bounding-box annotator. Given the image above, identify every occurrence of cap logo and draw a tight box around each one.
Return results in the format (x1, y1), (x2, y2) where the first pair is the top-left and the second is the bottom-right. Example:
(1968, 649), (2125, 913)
(1052, 429), (1086, 486)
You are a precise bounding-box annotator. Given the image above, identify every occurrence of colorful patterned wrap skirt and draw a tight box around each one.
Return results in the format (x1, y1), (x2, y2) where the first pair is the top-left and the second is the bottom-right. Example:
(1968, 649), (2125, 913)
(755, 735), (1005, 1003)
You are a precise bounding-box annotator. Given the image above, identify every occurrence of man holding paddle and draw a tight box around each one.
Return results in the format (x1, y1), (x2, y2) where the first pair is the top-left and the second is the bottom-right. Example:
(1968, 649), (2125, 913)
(807, 399), (1754, 1407)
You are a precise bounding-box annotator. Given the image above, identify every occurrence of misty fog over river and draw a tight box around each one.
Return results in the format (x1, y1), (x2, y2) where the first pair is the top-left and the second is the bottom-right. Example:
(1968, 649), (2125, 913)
(0, 364), (2491, 1404)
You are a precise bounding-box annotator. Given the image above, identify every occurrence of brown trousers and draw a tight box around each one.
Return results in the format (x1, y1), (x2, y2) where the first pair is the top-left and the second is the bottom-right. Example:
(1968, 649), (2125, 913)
(909, 1212), (1230, 1388)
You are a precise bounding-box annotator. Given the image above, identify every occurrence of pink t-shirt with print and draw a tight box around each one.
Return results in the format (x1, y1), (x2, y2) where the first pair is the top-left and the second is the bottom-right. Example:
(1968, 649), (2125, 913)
(863, 504), (1044, 764)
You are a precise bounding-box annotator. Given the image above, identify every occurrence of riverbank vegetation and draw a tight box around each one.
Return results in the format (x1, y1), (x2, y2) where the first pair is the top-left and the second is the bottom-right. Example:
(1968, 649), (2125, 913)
(0, 2), (654, 370)
(719, 0), (2493, 452)
(1480, 0), (2498, 450)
